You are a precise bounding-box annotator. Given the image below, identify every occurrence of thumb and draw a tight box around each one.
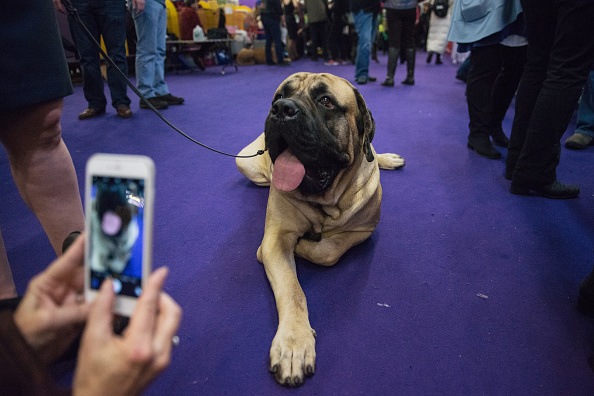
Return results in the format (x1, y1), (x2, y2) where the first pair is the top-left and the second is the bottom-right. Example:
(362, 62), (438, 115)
(86, 279), (115, 341)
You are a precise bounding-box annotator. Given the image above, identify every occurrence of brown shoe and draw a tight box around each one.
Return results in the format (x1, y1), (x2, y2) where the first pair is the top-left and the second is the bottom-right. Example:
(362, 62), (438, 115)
(565, 132), (593, 150)
(116, 104), (133, 118)
(78, 107), (106, 120)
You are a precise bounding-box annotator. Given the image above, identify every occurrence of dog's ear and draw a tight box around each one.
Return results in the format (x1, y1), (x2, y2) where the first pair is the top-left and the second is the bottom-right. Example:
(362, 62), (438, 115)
(354, 88), (376, 162)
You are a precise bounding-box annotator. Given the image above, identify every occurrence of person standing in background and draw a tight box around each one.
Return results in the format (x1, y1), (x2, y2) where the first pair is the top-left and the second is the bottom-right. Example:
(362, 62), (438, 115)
(350, 0), (381, 84)
(128, 0), (185, 110)
(0, 0), (85, 298)
(325, 0), (351, 66)
(303, 0), (328, 61)
(425, 0), (454, 65)
(259, 0), (290, 65)
(65, 0), (133, 119)
(381, 0), (417, 87)
(506, 0), (594, 198)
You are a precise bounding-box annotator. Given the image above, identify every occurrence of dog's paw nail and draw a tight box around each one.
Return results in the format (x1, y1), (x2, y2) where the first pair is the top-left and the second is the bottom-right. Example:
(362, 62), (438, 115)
(269, 364), (278, 373)
(292, 376), (303, 386)
(306, 364), (315, 375)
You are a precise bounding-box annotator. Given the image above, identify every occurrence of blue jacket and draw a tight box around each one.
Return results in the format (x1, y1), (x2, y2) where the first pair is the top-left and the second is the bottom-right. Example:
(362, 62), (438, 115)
(447, 0), (522, 44)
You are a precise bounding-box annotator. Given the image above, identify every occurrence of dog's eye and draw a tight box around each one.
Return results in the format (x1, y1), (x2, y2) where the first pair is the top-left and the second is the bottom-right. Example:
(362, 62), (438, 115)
(319, 96), (334, 108)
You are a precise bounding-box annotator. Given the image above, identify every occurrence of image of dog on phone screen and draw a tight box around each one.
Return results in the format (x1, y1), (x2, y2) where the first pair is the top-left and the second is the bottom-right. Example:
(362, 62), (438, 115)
(90, 178), (142, 275)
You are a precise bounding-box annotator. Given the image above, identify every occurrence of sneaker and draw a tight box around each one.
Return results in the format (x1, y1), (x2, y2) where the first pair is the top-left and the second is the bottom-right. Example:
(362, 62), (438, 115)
(356, 76), (368, 85)
(565, 132), (593, 150)
(324, 60), (340, 66)
(157, 93), (184, 105)
(140, 97), (169, 110)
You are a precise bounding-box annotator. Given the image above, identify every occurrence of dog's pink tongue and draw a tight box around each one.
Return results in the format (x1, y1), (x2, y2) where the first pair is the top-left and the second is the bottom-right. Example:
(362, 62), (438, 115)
(272, 149), (305, 192)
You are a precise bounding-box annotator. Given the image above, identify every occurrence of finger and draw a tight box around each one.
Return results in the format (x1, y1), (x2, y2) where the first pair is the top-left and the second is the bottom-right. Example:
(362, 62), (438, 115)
(152, 293), (182, 370)
(49, 297), (91, 330)
(85, 278), (115, 342)
(125, 267), (169, 346)
(43, 233), (85, 284)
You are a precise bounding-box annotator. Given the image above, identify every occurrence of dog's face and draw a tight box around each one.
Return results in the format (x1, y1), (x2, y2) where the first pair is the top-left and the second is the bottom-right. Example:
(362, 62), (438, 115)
(265, 72), (375, 195)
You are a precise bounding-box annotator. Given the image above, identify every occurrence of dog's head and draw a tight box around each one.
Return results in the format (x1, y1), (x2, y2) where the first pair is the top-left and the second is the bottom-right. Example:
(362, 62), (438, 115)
(265, 72), (375, 195)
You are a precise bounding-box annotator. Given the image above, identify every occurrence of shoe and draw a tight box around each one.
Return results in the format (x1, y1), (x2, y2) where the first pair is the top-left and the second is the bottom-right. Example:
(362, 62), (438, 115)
(62, 231), (81, 253)
(356, 76), (368, 85)
(426, 52), (433, 64)
(78, 107), (105, 120)
(116, 104), (132, 119)
(368, 76), (377, 82)
(401, 77), (415, 85)
(324, 60), (340, 66)
(381, 77), (394, 87)
(509, 179), (580, 199)
(157, 93), (184, 105)
(490, 128), (510, 147)
(565, 133), (593, 150)
(467, 136), (502, 159)
(278, 60), (291, 66)
(140, 97), (169, 110)
(435, 54), (442, 65)
(578, 268), (594, 317)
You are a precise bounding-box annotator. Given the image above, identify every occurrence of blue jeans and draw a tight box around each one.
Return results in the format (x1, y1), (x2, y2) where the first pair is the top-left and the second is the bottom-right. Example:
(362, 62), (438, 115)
(129, 0), (169, 98)
(70, 0), (130, 109)
(353, 10), (374, 80)
(575, 70), (594, 138)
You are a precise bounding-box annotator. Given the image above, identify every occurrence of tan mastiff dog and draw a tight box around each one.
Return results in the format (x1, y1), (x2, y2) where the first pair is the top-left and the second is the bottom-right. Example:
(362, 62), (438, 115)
(236, 72), (404, 386)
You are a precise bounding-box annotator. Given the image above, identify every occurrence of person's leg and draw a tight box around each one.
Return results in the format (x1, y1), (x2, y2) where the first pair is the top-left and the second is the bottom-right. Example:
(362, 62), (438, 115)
(270, 19), (286, 64)
(131, 0), (160, 98)
(69, 0), (107, 110)
(465, 44), (502, 159)
(401, 8), (417, 85)
(0, 229), (17, 299)
(353, 10), (373, 82)
(488, 44), (527, 146)
(512, 0), (594, 189)
(565, 70), (594, 149)
(0, 100), (85, 256)
(153, 2), (170, 97)
(102, 0), (131, 108)
(382, 9), (401, 86)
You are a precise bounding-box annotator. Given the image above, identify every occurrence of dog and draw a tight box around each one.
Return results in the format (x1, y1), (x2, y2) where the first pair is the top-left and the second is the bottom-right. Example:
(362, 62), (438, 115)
(236, 72), (405, 386)
(90, 180), (139, 274)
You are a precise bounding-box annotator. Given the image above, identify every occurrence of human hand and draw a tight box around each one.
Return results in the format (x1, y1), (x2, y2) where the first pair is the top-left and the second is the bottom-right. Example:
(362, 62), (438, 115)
(14, 234), (89, 364)
(73, 267), (182, 396)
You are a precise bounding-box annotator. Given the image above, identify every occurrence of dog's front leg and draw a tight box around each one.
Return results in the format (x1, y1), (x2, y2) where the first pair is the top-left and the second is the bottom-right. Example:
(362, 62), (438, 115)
(259, 219), (316, 386)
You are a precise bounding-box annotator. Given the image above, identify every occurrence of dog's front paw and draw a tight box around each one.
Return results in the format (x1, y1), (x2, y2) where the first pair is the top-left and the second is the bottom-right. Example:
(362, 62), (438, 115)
(269, 325), (316, 387)
(377, 153), (405, 170)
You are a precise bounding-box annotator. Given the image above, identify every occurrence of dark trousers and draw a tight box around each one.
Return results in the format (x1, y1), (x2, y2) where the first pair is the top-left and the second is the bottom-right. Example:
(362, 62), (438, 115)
(507, 0), (594, 184)
(69, 0), (130, 109)
(465, 44), (527, 139)
(327, 14), (348, 61)
(261, 14), (285, 64)
(385, 7), (416, 50)
(309, 21), (327, 59)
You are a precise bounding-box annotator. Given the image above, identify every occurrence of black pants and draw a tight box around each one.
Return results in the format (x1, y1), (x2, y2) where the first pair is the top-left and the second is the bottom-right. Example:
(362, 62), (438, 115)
(384, 7), (416, 50)
(465, 44), (527, 139)
(507, 0), (594, 184)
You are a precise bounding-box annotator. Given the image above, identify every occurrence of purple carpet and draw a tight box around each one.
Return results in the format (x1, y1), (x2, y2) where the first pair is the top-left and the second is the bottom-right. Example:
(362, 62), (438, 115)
(2, 52), (594, 394)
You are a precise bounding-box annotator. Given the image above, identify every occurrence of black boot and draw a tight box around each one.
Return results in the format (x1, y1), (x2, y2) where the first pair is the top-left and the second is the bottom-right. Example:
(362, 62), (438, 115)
(426, 51), (433, 64)
(402, 48), (415, 85)
(436, 53), (442, 65)
(382, 47), (399, 87)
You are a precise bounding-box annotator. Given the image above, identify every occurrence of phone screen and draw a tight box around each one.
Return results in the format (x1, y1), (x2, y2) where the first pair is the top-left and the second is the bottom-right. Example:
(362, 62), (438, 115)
(88, 175), (146, 298)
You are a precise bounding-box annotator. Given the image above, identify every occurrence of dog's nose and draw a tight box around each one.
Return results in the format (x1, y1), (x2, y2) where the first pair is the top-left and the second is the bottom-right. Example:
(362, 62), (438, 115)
(270, 99), (300, 120)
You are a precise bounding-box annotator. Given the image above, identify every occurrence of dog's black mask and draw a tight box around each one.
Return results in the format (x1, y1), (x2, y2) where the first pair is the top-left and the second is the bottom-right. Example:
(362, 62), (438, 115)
(265, 83), (350, 195)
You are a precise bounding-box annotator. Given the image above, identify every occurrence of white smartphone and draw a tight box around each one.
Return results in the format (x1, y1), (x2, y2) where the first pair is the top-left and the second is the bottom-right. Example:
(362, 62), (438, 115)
(84, 153), (155, 317)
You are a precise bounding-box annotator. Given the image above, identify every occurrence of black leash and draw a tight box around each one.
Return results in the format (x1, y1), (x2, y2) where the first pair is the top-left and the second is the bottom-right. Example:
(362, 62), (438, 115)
(60, 0), (265, 159)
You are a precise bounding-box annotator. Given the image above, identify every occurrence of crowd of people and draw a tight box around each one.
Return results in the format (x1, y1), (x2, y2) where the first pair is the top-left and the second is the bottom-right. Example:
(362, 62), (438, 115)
(1, 0), (594, 393)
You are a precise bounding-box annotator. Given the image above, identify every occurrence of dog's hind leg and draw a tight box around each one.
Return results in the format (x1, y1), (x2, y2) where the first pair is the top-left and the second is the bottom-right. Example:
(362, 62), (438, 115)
(236, 132), (273, 186)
